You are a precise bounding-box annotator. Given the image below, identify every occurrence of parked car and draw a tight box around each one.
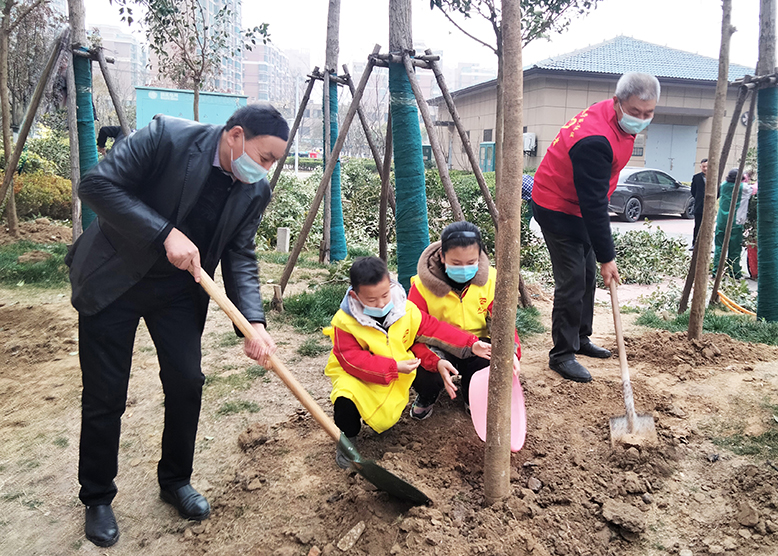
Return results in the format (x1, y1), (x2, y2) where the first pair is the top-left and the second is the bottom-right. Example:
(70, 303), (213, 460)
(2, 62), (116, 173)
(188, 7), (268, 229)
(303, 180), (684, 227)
(609, 167), (695, 222)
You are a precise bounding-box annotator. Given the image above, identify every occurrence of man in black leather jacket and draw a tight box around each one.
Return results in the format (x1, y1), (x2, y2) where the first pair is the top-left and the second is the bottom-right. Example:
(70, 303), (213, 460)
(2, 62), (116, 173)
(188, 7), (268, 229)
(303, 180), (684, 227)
(66, 104), (288, 547)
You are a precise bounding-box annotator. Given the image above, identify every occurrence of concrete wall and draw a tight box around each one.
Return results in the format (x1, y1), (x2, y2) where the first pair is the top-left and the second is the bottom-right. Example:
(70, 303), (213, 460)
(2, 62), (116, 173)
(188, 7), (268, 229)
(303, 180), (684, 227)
(432, 73), (751, 182)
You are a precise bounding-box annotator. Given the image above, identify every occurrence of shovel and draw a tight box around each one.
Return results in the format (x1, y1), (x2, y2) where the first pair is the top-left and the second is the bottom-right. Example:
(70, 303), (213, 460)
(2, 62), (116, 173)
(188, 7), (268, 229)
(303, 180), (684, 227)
(198, 272), (430, 506)
(608, 281), (657, 447)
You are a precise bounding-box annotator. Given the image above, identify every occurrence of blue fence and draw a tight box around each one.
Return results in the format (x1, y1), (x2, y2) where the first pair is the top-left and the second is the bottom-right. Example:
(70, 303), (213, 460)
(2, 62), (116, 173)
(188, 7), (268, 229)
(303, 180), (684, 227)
(135, 86), (247, 127)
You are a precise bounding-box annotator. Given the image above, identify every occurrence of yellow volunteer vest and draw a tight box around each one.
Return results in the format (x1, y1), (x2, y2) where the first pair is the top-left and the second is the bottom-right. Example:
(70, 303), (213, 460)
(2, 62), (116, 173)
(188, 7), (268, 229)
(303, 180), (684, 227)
(323, 301), (422, 433)
(410, 266), (495, 338)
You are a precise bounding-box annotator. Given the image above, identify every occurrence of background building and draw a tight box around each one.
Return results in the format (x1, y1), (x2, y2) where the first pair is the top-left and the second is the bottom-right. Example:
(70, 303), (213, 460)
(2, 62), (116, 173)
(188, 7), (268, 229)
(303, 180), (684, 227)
(429, 37), (753, 180)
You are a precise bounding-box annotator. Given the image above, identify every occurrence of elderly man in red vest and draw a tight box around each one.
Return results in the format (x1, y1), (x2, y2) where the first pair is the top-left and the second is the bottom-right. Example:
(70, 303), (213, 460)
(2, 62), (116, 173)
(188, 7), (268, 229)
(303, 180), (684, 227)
(531, 72), (660, 383)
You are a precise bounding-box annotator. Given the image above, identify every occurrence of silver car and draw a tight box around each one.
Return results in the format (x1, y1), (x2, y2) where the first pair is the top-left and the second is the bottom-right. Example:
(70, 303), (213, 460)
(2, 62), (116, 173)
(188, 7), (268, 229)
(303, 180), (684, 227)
(608, 167), (695, 222)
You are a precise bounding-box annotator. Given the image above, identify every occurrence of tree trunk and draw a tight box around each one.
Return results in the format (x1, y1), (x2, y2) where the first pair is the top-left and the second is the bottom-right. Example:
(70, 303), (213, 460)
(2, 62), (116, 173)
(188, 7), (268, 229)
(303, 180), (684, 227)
(389, 0), (429, 291)
(484, 0), (523, 506)
(67, 53), (82, 241)
(757, 0), (777, 321)
(688, 0), (734, 339)
(0, 7), (19, 236)
(193, 79), (200, 122)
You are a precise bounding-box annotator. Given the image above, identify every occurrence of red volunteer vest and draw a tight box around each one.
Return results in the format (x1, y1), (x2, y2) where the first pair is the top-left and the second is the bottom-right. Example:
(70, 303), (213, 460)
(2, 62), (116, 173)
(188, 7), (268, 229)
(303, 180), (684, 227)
(532, 99), (636, 217)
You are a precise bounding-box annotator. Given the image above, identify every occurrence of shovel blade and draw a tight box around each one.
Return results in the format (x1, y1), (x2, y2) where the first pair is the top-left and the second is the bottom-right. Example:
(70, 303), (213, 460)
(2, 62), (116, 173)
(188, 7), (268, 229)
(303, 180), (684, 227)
(609, 414), (658, 448)
(337, 435), (430, 506)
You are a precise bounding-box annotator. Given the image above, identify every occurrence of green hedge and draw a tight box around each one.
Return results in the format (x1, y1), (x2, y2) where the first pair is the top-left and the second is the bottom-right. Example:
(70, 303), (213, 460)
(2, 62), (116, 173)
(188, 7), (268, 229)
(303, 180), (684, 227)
(3, 170), (72, 220)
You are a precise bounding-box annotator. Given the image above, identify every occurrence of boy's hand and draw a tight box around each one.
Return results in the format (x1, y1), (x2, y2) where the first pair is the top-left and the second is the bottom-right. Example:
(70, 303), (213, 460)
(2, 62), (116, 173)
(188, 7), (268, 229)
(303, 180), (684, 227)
(437, 359), (459, 400)
(397, 358), (421, 374)
(472, 340), (491, 360)
(244, 322), (277, 368)
(513, 353), (521, 377)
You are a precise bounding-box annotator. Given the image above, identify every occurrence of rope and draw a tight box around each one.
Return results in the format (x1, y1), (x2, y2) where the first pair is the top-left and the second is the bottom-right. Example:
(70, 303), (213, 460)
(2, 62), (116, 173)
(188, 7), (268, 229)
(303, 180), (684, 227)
(757, 87), (778, 321)
(718, 291), (756, 316)
(389, 63), (429, 291)
(74, 49), (98, 230)
(325, 76), (347, 261)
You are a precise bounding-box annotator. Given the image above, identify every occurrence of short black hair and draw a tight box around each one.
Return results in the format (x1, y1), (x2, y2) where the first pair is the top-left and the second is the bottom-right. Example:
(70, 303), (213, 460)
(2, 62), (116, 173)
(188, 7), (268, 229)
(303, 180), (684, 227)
(726, 168), (740, 182)
(350, 257), (390, 292)
(440, 221), (484, 254)
(226, 103), (289, 141)
(701, 158), (708, 163)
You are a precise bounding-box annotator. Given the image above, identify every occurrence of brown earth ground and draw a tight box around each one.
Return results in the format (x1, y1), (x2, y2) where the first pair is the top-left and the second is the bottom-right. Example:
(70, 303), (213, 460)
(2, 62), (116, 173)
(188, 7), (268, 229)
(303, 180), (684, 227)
(3, 221), (778, 556)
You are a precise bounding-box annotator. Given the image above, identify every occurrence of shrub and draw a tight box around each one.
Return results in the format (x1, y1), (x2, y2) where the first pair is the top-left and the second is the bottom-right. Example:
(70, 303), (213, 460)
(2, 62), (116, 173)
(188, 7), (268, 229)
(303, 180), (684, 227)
(257, 171), (323, 251)
(7, 170), (72, 220)
(26, 132), (71, 179)
(283, 283), (348, 333)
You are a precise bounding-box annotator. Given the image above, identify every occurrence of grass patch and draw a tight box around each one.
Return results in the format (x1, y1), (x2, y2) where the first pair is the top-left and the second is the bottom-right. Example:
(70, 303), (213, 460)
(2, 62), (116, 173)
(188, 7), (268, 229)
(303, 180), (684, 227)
(257, 251), (325, 269)
(217, 400), (260, 415)
(0, 241), (69, 287)
(205, 364), (269, 394)
(297, 338), (331, 357)
(217, 331), (241, 348)
(246, 365), (268, 380)
(636, 309), (778, 346)
(283, 283), (348, 333)
(515, 305), (545, 337)
(53, 437), (69, 448)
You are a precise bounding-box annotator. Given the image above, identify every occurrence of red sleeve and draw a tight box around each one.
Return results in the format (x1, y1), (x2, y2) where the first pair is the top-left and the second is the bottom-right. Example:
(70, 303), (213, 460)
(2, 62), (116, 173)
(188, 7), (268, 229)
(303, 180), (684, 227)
(487, 300), (522, 359)
(332, 327), (398, 385)
(410, 342), (441, 371)
(408, 282), (429, 313)
(415, 311), (477, 359)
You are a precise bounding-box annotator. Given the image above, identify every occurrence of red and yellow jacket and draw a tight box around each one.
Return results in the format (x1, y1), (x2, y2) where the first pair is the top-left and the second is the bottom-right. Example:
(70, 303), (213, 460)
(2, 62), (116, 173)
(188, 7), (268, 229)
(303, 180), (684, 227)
(408, 242), (521, 361)
(324, 280), (479, 433)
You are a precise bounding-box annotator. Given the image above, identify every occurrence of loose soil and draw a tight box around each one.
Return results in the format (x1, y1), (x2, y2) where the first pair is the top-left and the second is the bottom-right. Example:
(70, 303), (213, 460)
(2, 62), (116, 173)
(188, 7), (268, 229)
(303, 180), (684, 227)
(2, 229), (778, 556)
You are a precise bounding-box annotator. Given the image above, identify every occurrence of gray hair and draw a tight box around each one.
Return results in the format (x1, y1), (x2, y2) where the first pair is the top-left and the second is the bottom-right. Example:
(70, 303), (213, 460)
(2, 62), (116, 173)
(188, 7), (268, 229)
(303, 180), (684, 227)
(615, 73), (661, 102)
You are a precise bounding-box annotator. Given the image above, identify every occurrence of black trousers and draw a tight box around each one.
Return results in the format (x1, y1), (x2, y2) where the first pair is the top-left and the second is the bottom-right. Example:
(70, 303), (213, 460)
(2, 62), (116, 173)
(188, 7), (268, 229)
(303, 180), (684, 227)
(333, 397), (362, 438)
(412, 350), (491, 406)
(541, 228), (596, 364)
(692, 212), (703, 246)
(78, 272), (208, 506)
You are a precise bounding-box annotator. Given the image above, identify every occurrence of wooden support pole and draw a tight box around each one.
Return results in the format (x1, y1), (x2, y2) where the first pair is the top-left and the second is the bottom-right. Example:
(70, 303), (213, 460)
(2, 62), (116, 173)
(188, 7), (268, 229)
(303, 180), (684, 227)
(343, 66), (396, 213)
(402, 51), (464, 221)
(710, 90), (757, 304)
(0, 27), (69, 208)
(379, 109), (393, 262)
(269, 69), (318, 192)
(279, 46), (380, 293)
(426, 49), (499, 228)
(95, 46), (131, 137)
(67, 52), (82, 241)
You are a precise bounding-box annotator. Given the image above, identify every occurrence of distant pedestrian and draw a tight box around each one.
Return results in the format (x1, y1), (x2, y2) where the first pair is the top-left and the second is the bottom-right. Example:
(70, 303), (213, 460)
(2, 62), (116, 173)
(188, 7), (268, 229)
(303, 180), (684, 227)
(713, 168), (753, 279)
(690, 158), (708, 247)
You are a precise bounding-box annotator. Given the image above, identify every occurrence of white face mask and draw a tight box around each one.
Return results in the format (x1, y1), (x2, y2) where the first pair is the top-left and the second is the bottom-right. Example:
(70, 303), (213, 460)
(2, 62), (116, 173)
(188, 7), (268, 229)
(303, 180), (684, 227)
(618, 102), (652, 135)
(230, 135), (268, 183)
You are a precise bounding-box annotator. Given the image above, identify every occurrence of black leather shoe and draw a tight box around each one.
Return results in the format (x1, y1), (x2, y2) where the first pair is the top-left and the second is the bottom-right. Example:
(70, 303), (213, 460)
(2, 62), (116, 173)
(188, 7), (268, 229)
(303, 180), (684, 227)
(549, 359), (592, 383)
(160, 484), (210, 521)
(577, 342), (612, 359)
(85, 504), (120, 547)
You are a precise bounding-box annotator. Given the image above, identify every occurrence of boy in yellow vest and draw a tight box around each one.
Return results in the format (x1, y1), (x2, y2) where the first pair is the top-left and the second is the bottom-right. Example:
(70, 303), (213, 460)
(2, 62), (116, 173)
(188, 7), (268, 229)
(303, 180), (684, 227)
(324, 257), (491, 468)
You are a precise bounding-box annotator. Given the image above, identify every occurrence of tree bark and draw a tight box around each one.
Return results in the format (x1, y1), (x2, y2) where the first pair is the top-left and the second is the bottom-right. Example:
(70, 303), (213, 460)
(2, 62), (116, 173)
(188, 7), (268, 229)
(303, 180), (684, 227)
(484, 0), (523, 507)
(1, 1), (18, 236)
(756, 0), (777, 321)
(193, 79), (200, 121)
(688, 0), (734, 339)
(67, 53), (82, 241)
(320, 70), (332, 263)
(402, 52), (464, 222)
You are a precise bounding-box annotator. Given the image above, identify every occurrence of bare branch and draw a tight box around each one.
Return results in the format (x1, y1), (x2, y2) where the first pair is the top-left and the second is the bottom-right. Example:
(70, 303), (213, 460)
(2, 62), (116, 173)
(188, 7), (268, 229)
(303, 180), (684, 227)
(8, 0), (45, 31)
(433, 5), (497, 54)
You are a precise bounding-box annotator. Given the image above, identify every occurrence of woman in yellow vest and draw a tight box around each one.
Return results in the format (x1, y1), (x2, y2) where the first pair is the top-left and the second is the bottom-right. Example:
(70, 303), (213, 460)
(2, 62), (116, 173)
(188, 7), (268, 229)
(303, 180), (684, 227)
(408, 221), (521, 419)
(324, 256), (492, 468)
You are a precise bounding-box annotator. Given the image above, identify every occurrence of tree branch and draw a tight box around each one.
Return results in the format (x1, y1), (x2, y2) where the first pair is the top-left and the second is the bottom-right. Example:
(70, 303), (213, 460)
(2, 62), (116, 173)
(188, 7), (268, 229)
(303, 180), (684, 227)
(433, 5), (497, 54)
(9, 0), (45, 32)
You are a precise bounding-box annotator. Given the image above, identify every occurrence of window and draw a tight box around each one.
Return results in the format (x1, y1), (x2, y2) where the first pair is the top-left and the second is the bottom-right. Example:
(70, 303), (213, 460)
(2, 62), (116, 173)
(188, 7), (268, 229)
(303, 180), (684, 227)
(632, 146), (644, 157)
(655, 172), (677, 186)
(629, 171), (658, 185)
(483, 129), (493, 142)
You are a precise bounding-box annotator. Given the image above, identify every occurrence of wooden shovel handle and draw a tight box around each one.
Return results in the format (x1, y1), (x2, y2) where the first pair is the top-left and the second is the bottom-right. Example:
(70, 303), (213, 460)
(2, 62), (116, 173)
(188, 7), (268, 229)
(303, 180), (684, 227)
(198, 273), (342, 442)
(609, 281), (637, 429)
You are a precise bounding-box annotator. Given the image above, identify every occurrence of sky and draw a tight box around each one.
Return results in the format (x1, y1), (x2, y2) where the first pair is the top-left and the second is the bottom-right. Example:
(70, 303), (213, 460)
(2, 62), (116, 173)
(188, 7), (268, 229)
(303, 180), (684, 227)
(84, 0), (763, 73)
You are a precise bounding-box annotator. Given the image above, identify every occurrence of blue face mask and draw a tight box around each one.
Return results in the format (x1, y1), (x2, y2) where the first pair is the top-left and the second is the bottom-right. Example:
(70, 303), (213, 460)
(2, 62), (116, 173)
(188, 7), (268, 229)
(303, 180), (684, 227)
(618, 103), (652, 135)
(445, 264), (479, 283)
(362, 300), (394, 318)
(231, 135), (269, 183)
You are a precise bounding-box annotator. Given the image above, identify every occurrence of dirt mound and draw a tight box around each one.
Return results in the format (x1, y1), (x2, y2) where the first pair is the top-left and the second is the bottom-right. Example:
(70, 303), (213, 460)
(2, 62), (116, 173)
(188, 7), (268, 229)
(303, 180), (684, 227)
(0, 303), (76, 364)
(624, 330), (777, 377)
(0, 218), (72, 246)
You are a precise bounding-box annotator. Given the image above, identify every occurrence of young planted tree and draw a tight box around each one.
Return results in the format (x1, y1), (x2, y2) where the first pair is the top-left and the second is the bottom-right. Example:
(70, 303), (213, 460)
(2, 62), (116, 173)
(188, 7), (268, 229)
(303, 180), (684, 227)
(0, 0), (50, 236)
(112, 0), (267, 121)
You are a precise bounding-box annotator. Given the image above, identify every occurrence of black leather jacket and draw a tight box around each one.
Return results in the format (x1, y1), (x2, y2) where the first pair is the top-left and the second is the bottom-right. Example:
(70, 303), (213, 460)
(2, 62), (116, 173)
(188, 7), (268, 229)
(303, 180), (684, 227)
(67, 115), (270, 323)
